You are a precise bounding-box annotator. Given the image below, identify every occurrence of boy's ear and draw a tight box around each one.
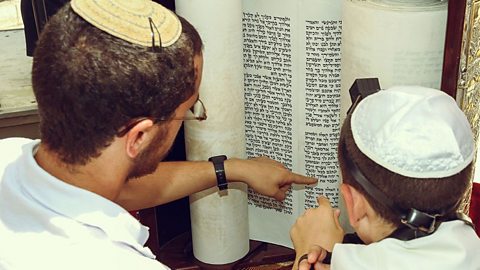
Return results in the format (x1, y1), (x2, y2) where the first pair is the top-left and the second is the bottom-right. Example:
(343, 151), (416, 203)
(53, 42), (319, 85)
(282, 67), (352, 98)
(125, 119), (154, 158)
(341, 183), (368, 228)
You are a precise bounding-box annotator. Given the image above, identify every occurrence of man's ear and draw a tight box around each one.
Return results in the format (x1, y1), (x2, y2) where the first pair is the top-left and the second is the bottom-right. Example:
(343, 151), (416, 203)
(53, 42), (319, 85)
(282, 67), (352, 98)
(340, 183), (368, 228)
(125, 119), (154, 158)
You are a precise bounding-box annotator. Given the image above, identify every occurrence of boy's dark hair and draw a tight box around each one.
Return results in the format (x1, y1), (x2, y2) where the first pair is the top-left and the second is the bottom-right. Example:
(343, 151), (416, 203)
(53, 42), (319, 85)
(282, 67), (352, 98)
(32, 3), (202, 165)
(338, 113), (472, 226)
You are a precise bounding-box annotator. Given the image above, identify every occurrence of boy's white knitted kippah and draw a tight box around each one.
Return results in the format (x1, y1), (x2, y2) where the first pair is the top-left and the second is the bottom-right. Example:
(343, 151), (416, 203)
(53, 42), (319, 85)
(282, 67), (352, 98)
(351, 86), (474, 178)
(71, 0), (182, 47)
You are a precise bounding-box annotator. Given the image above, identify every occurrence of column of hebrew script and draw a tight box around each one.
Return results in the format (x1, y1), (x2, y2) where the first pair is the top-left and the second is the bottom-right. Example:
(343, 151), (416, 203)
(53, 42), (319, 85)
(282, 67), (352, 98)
(243, 0), (300, 248)
(244, 0), (343, 248)
(244, 11), (295, 214)
(302, 19), (342, 209)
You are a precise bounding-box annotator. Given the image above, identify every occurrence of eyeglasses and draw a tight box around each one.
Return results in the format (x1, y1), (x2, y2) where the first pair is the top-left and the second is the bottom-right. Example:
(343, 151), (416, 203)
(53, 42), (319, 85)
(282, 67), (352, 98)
(183, 98), (207, 121)
(149, 17), (162, 52)
(116, 98), (207, 137)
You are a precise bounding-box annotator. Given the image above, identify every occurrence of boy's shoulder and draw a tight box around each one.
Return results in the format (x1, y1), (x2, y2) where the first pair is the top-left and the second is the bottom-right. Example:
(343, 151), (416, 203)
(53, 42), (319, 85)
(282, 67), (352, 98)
(331, 221), (480, 270)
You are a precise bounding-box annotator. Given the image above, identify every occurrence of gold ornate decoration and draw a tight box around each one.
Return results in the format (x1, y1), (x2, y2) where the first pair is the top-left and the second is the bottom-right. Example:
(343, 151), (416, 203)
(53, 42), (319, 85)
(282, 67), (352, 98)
(457, 0), (480, 213)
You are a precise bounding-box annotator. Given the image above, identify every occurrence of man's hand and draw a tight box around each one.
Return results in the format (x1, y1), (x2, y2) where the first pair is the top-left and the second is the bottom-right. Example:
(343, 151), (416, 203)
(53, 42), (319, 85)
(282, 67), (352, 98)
(117, 156), (315, 210)
(290, 196), (344, 269)
(226, 156), (317, 201)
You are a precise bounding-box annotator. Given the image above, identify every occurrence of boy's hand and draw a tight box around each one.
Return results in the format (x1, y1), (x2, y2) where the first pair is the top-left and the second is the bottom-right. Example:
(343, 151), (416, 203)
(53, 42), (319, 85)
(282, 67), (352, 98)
(290, 196), (344, 269)
(226, 157), (317, 201)
(298, 245), (330, 270)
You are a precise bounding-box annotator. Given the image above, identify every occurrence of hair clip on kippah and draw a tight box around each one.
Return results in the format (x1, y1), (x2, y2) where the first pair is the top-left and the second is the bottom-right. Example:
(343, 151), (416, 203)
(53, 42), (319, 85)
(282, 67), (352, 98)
(148, 17), (162, 53)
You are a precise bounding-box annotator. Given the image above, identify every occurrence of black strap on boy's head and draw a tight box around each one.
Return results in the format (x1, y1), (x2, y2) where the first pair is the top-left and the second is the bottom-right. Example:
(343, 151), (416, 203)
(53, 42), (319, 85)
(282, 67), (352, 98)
(388, 211), (475, 241)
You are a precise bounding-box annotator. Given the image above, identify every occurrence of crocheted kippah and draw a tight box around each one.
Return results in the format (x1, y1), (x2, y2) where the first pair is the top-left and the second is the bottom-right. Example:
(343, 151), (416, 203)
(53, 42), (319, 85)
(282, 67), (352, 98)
(351, 86), (474, 178)
(71, 0), (182, 47)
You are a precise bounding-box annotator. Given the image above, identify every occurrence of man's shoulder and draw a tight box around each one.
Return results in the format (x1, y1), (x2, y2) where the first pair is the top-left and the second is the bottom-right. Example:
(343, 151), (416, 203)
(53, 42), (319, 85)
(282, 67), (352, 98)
(0, 137), (35, 165)
(0, 137), (35, 157)
(0, 137), (34, 147)
(0, 137), (36, 176)
(0, 232), (170, 270)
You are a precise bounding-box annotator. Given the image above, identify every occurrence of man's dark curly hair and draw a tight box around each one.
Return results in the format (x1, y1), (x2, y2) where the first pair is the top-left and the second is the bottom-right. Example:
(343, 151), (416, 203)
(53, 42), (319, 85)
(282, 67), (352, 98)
(32, 3), (202, 165)
(338, 113), (472, 226)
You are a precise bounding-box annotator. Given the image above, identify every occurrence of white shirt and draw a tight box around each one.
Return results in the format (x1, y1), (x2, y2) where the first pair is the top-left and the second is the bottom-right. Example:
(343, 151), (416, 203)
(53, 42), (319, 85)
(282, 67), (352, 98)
(331, 220), (480, 270)
(0, 138), (169, 270)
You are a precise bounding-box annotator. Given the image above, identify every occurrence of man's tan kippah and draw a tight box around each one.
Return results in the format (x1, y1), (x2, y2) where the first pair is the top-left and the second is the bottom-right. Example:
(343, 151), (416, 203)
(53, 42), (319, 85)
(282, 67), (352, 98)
(71, 0), (182, 47)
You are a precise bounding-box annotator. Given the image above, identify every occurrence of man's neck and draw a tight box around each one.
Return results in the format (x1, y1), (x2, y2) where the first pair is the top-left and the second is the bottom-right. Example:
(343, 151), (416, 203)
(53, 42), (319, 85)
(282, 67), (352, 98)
(34, 143), (129, 202)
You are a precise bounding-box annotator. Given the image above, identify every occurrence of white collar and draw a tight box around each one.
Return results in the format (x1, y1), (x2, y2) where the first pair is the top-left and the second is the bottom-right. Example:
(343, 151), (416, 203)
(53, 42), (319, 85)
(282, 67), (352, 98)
(17, 140), (155, 258)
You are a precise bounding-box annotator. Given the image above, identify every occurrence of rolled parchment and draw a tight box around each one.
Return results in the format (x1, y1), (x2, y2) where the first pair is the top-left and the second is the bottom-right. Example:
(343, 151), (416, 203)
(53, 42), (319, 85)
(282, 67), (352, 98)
(175, 0), (249, 264)
(340, 0), (448, 118)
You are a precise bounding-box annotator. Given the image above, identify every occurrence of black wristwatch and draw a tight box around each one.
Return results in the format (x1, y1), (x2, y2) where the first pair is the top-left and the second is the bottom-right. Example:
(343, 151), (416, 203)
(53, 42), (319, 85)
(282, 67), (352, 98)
(208, 155), (228, 190)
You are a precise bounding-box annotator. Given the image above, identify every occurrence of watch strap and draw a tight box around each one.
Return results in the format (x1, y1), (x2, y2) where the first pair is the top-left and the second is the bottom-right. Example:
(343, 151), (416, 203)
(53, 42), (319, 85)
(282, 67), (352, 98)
(208, 155), (228, 190)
